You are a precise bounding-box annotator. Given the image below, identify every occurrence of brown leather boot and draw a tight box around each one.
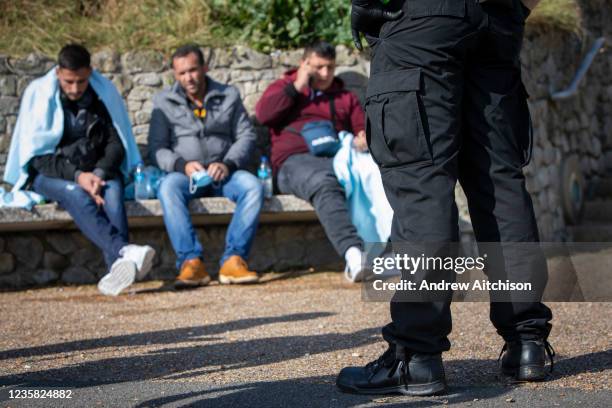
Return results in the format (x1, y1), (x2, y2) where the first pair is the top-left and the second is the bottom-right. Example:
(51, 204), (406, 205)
(175, 258), (211, 288)
(219, 255), (259, 284)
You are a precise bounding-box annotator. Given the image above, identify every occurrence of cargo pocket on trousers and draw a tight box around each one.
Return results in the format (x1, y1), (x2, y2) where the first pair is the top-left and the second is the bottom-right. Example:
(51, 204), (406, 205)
(485, 81), (533, 168)
(365, 68), (433, 168)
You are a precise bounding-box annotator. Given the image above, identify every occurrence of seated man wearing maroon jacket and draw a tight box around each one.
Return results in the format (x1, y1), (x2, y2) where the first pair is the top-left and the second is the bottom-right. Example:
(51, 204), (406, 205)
(256, 41), (368, 282)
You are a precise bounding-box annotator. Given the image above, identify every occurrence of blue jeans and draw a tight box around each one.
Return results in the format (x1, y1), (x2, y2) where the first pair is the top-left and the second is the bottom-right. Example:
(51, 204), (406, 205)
(32, 174), (129, 267)
(158, 170), (264, 269)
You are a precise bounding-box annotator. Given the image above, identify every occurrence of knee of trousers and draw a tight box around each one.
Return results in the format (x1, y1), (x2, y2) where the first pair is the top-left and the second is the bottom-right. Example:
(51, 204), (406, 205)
(242, 183), (264, 205)
(61, 185), (97, 208)
(231, 171), (264, 203)
(102, 181), (124, 204)
(310, 180), (346, 204)
(158, 173), (189, 204)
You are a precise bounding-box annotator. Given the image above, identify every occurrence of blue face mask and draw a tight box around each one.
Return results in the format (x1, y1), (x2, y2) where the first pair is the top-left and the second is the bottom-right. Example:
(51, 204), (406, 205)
(189, 170), (213, 194)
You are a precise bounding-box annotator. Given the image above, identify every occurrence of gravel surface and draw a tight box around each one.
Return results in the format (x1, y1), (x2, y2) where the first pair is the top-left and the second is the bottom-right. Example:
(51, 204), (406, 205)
(0, 271), (610, 407)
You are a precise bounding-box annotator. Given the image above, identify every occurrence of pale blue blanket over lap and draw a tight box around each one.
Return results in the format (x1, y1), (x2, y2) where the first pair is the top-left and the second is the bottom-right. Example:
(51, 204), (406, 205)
(2, 67), (141, 209)
(333, 131), (393, 244)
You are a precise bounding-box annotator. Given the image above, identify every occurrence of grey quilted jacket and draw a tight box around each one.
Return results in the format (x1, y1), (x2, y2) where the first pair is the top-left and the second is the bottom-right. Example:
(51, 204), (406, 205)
(148, 77), (256, 172)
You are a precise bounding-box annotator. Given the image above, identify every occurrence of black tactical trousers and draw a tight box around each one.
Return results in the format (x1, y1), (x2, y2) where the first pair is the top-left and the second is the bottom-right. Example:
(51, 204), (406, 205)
(365, 0), (552, 353)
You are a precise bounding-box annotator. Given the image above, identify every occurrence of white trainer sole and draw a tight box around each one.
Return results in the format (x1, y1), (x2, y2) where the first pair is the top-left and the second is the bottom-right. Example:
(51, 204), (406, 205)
(344, 264), (365, 283)
(98, 259), (136, 296)
(218, 274), (259, 284)
(134, 245), (156, 281)
(174, 275), (212, 288)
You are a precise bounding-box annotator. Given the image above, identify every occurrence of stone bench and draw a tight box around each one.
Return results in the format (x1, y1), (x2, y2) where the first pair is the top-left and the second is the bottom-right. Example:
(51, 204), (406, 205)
(0, 195), (346, 288)
(0, 195), (317, 232)
(0, 194), (478, 289)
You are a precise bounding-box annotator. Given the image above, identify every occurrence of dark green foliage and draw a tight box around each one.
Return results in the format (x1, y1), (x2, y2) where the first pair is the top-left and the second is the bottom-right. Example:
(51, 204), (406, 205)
(209, 0), (352, 51)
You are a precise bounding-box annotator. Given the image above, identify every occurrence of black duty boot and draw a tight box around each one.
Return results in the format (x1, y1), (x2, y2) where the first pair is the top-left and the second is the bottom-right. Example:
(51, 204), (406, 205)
(499, 339), (555, 381)
(336, 346), (446, 396)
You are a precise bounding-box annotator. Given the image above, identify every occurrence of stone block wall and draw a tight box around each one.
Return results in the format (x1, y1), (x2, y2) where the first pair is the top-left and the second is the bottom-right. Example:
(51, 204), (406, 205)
(0, 223), (343, 288)
(520, 1), (612, 240)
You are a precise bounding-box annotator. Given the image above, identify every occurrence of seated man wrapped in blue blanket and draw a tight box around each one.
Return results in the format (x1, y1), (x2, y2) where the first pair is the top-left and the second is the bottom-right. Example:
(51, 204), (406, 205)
(3, 44), (155, 296)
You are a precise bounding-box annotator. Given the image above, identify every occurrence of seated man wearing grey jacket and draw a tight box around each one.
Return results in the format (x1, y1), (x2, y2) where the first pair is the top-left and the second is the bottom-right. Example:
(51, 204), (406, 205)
(148, 44), (263, 287)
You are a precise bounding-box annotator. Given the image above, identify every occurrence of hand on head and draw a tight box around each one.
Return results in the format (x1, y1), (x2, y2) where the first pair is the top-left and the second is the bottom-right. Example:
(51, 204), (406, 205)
(294, 53), (336, 92)
(294, 59), (317, 92)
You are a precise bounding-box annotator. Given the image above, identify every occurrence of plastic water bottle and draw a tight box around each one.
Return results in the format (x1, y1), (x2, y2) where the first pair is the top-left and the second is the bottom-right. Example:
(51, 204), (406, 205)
(145, 165), (157, 199)
(258, 156), (273, 199)
(134, 163), (148, 201)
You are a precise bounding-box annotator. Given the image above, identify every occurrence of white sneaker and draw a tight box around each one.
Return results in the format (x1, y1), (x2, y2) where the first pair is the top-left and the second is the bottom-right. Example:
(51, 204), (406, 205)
(120, 244), (156, 281)
(98, 258), (136, 296)
(344, 246), (365, 283)
(344, 264), (367, 283)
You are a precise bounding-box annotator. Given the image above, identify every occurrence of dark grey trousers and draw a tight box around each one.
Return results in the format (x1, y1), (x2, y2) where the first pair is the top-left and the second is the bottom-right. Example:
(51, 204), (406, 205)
(277, 153), (363, 256)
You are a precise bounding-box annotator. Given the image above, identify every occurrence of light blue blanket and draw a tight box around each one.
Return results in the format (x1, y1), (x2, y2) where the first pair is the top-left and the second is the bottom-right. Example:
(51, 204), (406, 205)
(3, 67), (141, 207)
(0, 187), (44, 211)
(333, 131), (393, 244)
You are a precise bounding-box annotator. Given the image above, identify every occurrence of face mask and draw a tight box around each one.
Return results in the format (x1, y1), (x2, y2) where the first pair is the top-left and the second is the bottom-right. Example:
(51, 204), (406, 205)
(189, 170), (213, 194)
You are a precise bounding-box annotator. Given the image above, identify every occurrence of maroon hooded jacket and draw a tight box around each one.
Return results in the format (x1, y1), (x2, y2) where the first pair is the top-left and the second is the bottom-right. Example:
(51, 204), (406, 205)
(255, 69), (365, 173)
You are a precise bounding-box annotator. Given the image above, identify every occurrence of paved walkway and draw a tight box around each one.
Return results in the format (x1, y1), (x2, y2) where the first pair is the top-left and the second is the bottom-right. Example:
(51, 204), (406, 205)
(0, 271), (610, 407)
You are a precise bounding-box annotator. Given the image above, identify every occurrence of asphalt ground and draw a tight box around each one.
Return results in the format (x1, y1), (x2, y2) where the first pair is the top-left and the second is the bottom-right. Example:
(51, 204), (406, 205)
(0, 271), (610, 407)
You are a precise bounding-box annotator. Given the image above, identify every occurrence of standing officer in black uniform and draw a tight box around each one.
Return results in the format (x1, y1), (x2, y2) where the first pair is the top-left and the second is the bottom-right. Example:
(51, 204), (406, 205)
(337, 0), (554, 396)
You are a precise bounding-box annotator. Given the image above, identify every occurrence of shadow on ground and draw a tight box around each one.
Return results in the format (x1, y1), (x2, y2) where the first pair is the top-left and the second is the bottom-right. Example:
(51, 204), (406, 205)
(0, 312), (380, 388)
(0, 312), (332, 361)
(133, 376), (518, 408)
(0, 310), (609, 406)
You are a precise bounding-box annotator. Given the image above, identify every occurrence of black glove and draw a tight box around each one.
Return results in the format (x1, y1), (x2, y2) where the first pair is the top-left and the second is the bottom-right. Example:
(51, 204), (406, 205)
(351, 0), (403, 51)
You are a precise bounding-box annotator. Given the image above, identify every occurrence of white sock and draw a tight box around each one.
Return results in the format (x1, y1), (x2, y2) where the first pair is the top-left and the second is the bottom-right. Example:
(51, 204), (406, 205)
(344, 246), (363, 275)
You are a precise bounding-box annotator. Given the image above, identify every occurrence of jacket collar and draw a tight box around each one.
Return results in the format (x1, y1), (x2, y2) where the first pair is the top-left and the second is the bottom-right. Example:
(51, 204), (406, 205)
(60, 85), (97, 111)
(166, 75), (225, 105)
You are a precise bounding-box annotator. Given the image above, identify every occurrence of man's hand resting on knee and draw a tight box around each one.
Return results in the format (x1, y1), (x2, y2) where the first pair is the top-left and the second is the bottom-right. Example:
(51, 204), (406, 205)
(77, 172), (106, 206)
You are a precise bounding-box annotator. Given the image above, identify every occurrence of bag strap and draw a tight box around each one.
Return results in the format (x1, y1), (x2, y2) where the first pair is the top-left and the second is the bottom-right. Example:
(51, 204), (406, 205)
(285, 126), (301, 135)
(329, 93), (351, 132)
(329, 94), (337, 129)
(282, 91), (347, 134)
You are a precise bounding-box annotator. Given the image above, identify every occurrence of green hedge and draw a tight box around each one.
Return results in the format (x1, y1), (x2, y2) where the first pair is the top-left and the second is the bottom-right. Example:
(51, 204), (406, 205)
(210, 0), (352, 52)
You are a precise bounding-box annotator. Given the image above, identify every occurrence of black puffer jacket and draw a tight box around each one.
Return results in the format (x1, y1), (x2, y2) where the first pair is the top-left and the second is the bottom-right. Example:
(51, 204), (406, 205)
(29, 86), (125, 182)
